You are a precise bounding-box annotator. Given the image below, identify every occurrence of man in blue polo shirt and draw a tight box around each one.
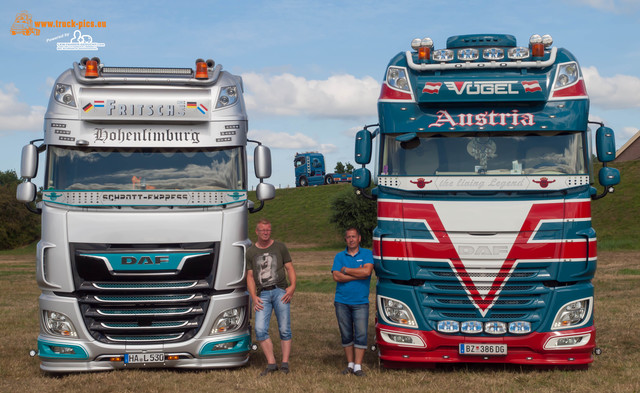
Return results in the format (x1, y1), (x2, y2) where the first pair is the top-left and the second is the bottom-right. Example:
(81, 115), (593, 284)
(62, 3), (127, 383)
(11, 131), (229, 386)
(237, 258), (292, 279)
(331, 227), (374, 377)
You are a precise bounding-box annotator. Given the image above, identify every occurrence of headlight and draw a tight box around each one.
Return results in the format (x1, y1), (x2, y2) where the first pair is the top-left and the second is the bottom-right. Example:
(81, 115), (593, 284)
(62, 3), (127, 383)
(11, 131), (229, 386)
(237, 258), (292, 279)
(378, 296), (417, 327)
(210, 306), (245, 334)
(216, 86), (239, 109)
(54, 83), (76, 107)
(386, 67), (410, 92)
(552, 298), (592, 330)
(554, 62), (580, 89)
(42, 310), (78, 338)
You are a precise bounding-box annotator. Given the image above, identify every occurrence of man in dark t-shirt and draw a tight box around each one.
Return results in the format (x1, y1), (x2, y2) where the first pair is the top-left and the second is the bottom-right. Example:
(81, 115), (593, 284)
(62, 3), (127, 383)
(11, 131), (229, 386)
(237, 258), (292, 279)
(246, 218), (296, 376)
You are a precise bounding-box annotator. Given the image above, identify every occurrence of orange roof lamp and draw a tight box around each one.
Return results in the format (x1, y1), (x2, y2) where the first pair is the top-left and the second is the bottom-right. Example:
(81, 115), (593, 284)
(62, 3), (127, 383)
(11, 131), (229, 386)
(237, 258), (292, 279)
(195, 58), (215, 79)
(84, 57), (100, 78)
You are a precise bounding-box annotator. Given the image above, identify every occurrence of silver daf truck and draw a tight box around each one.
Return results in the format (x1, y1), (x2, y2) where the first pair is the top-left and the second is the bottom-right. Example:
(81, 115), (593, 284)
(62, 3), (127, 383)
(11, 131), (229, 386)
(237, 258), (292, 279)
(17, 57), (275, 372)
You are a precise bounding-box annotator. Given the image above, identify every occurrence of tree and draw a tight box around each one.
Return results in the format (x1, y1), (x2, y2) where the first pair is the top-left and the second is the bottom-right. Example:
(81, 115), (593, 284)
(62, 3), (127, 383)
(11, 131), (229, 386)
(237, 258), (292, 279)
(345, 162), (354, 174)
(0, 169), (40, 250)
(329, 186), (376, 248)
(334, 161), (346, 174)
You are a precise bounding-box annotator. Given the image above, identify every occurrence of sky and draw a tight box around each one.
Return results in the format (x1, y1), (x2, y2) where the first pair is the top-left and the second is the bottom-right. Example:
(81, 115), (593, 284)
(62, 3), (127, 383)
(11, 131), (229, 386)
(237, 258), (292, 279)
(1, 0), (639, 189)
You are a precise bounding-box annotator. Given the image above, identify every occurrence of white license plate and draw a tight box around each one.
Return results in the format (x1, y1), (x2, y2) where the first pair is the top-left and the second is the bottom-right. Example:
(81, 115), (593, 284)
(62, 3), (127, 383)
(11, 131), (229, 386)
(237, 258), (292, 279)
(459, 343), (507, 356)
(124, 353), (165, 364)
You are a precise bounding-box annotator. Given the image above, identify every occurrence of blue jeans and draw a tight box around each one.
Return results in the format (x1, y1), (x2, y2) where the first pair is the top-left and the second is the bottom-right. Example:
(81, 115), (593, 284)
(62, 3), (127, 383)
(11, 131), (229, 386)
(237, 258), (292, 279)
(254, 287), (291, 342)
(334, 302), (369, 349)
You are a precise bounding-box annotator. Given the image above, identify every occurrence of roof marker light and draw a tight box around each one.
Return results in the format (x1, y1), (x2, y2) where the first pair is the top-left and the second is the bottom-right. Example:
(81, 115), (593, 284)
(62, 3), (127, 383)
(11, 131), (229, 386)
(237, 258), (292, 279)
(85, 60), (99, 78)
(542, 34), (553, 48)
(195, 60), (208, 79)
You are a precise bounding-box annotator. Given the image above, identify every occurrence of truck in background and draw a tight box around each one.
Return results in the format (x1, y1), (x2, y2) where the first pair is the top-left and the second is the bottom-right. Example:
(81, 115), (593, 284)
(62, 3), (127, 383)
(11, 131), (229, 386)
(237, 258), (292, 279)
(352, 34), (620, 368)
(16, 57), (275, 372)
(294, 152), (352, 187)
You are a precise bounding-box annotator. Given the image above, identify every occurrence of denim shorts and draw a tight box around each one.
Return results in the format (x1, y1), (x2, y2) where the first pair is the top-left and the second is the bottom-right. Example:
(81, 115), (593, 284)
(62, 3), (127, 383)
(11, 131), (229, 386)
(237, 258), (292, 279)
(334, 302), (369, 349)
(254, 287), (291, 342)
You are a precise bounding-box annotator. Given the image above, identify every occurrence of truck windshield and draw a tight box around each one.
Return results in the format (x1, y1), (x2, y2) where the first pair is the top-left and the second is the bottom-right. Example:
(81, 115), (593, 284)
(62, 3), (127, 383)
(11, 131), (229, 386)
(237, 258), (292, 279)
(46, 146), (245, 191)
(380, 131), (586, 176)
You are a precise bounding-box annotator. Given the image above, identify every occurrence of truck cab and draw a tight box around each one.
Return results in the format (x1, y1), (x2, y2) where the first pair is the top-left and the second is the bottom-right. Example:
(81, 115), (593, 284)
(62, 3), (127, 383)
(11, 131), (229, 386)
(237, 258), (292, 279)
(353, 34), (620, 368)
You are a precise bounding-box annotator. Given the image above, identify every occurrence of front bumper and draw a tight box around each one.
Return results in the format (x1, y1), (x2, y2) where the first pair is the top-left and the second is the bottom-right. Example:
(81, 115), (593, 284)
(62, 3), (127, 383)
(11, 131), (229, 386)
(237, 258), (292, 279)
(376, 323), (595, 367)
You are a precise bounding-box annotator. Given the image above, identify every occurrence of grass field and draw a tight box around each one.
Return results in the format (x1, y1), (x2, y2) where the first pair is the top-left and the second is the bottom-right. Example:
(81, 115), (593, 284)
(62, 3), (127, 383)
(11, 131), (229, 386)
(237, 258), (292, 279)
(1, 249), (639, 393)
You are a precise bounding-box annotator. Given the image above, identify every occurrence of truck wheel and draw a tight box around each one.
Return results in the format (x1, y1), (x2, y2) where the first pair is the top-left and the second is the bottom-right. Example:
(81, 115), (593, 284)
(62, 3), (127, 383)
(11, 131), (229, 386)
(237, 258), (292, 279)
(325, 175), (334, 185)
(300, 176), (308, 187)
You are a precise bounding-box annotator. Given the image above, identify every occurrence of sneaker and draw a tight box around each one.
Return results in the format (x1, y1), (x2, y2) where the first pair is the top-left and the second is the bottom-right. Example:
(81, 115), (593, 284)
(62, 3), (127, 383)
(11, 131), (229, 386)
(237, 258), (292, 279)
(280, 363), (290, 374)
(341, 367), (353, 375)
(353, 369), (366, 377)
(260, 365), (278, 376)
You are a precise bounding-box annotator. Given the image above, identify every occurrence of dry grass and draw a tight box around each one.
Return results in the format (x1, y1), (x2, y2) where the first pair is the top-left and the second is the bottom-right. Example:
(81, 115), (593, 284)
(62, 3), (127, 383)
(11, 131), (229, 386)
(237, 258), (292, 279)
(1, 251), (640, 393)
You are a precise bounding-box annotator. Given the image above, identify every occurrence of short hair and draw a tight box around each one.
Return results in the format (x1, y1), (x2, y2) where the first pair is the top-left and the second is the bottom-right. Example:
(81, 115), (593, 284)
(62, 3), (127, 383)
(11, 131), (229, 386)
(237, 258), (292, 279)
(257, 218), (271, 227)
(344, 227), (360, 236)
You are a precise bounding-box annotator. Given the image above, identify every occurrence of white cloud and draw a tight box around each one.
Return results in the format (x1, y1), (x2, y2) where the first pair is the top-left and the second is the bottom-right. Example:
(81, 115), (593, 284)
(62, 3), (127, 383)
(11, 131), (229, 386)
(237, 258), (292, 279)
(0, 83), (46, 132)
(248, 130), (318, 150)
(583, 66), (640, 109)
(242, 73), (379, 119)
(319, 144), (338, 155)
(619, 126), (639, 143)
(568, 0), (639, 12)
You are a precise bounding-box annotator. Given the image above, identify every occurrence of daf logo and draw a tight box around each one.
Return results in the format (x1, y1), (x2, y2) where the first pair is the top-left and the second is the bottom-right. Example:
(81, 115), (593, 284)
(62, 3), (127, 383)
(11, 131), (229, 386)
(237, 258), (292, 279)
(457, 245), (509, 257)
(121, 256), (170, 265)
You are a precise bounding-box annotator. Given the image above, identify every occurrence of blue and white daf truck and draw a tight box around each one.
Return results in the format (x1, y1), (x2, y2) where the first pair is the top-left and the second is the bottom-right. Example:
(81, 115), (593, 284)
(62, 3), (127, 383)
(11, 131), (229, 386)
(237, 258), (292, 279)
(352, 34), (620, 368)
(17, 57), (275, 372)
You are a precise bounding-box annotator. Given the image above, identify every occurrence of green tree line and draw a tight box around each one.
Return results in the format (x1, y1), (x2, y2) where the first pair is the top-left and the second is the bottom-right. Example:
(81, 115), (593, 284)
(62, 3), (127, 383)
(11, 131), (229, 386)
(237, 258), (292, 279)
(0, 170), (40, 250)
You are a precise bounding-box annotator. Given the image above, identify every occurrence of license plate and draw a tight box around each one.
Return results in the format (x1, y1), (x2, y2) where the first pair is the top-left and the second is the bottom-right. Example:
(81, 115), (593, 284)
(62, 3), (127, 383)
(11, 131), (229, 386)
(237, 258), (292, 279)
(459, 343), (507, 355)
(124, 353), (165, 364)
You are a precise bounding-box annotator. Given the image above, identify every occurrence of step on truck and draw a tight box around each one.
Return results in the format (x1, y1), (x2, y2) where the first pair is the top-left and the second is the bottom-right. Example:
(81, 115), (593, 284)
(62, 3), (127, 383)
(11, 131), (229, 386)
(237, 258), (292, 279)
(17, 57), (276, 372)
(352, 34), (620, 368)
(294, 152), (351, 186)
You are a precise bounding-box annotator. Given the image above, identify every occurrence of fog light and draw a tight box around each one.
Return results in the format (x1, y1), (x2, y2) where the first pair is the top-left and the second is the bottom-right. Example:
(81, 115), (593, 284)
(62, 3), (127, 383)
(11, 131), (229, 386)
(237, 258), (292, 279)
(437, 320), (460, 333)
(485, 321), (507, 335)
(379, 330), (426, 348)
(544, 334), (591, 350)
(509, 321), (532, 334)
(461, 321), (483, 334)
(50, 346), (76, 355)
(211, 341), (237, 351)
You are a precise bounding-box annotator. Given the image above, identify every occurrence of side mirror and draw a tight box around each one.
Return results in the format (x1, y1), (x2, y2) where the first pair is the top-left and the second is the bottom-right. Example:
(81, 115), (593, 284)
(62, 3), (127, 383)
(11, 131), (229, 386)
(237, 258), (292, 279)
(16, 182), (37, 203)
(256, 182), (275, 201)
(254, 145), (272, 179)
(352, 168), (371, 189)
(595, 126), (616, 162)
(599, 167), (620, 187)
(20, 144), (39, 179)
(355, 130), (372, 165)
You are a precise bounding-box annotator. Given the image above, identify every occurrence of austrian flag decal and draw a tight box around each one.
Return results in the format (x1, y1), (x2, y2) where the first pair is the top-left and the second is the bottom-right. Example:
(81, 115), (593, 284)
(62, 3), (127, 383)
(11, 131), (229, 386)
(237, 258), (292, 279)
(423, 82), (443, 94)
(522, 81), (542, 93)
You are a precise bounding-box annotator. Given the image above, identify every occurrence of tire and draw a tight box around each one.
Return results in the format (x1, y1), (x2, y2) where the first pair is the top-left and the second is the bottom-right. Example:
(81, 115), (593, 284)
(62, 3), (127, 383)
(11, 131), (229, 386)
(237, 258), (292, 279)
(299, 176), (308, 187)
(325, 175), (334, 185)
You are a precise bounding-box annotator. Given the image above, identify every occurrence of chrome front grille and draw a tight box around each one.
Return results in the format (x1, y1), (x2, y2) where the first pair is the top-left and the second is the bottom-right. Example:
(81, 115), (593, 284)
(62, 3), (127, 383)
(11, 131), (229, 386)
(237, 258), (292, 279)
(71, 242), (219, 344)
